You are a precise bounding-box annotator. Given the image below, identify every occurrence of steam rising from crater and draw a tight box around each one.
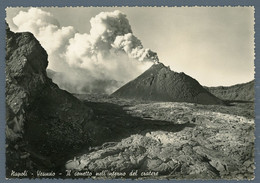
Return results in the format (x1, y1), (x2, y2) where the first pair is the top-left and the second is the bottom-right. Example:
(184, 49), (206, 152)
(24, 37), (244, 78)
(10, 8), (159, 94)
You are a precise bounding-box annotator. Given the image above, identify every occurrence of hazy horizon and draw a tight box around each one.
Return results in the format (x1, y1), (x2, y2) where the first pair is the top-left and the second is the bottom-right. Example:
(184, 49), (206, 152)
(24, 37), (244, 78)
(6, 7), (255, 89)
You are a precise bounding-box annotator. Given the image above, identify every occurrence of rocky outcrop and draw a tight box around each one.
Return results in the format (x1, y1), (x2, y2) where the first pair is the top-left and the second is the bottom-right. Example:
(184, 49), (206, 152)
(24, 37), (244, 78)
(112, 63), (224, 105)
(5, 25), (93, 175)
(205, 80), (254, 102)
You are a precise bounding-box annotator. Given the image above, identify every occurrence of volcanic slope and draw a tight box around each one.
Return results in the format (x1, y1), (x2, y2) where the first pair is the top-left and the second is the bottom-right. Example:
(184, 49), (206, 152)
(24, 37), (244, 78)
(5, 25), (93, 175)
(112, 63), (224, 105)
(205, 80), (254, 102)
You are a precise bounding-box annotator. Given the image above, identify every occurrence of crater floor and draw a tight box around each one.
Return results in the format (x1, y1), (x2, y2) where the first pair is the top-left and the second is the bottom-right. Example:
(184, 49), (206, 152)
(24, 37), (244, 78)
(66, 96), (255, 179)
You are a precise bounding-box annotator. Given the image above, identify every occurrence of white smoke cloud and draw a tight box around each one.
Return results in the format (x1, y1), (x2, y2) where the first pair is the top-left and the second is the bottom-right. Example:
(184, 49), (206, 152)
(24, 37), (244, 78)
(113, 33), (159, 62)
(11, 8), (159, 94)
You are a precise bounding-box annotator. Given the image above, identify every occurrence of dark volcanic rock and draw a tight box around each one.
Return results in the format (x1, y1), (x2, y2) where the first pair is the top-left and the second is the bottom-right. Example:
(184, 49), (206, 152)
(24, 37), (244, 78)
(5, 25), (93, 174)
(112, 63), (224, 105)
(205, 80), (254, 102)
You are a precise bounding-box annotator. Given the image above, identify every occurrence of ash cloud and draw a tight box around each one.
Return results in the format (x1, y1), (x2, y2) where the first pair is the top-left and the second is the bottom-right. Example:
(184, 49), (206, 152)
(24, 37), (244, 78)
(10, 8), (159, 94)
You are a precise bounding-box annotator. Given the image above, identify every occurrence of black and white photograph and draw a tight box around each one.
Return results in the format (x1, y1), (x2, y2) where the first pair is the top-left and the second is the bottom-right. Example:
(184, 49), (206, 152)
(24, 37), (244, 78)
(5, 6), (255, 179)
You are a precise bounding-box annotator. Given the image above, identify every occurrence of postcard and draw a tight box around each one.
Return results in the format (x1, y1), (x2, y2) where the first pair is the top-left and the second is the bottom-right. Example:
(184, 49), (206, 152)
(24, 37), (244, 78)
(4, 6), (255, 180)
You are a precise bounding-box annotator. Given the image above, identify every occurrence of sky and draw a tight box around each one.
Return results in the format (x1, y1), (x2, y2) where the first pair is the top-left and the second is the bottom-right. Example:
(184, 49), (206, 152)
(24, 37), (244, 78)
(6, 7), (255, 90)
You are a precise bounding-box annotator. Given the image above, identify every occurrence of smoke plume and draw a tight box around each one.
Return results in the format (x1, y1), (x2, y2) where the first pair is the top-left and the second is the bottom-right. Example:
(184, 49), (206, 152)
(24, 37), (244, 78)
(10, 8), (159, 94)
